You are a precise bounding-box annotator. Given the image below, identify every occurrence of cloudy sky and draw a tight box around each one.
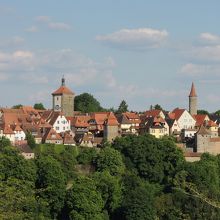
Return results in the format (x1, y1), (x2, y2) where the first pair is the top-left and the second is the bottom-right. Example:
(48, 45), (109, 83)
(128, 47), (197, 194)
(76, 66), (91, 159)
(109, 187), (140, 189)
(0, 1), (220, 112)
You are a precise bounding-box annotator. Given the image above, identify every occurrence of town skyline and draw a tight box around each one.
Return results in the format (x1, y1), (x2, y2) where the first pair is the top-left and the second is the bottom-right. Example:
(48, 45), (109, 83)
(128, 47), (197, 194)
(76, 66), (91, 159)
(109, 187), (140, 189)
(0, 1), (220, 111)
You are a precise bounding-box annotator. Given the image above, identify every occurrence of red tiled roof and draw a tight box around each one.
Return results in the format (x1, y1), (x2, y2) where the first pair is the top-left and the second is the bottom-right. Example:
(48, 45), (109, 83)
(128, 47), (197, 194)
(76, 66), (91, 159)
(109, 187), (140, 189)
(193, 114), (208, 127)
(105, 112), (119, 126)
(52, 86), (74, 95)
(3, 125), (14, 134)
(189, 82), (197, 97)
(184, 152), (202, 157)
(145, 110), (161, 117)
(44, 128), (62, 141)
(72, 115), (90, 127)
(171, 108), (185, 120)
(207, 120), (218, 127)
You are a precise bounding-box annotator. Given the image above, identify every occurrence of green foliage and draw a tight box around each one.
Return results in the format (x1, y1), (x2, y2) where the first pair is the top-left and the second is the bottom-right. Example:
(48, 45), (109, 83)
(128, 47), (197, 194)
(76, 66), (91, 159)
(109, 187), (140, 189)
(112, 134), (184, 184)
(36, 155), (66, 218)
(0, 145), (36, 182)
(153, 104), (163, 110)
(26, 131), (36, 149)
(93, 171), (123, 215)
(66, 176), (105, 220)
(121, 174), (158, 220)
(0, 136), (11, 147)
(215, 110), (220, 116)
(12, 104), (23, 109)
(75, 92), (104, 113)
(116, 100), (128, 114)
(96, 147), (125, 176)
(197, 109), (209, 115)
(77, 147), (97, 165)
(34, 102), (46, 110)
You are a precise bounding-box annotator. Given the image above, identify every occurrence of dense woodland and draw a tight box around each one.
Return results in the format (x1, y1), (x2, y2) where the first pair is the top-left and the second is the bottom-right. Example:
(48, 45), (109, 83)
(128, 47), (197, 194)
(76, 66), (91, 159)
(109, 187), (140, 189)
(1, 134), (220, 219)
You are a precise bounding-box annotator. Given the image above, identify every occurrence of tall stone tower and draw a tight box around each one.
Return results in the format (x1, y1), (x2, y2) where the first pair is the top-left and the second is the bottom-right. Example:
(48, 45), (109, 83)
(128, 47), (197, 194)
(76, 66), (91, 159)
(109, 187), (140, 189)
(52, 77), (75, 117)
(189, 82), (197, 115)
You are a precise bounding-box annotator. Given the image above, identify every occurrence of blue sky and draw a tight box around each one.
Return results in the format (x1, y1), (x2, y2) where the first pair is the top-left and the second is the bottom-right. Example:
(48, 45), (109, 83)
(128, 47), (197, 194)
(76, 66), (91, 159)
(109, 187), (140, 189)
(0, 1), (220, 112)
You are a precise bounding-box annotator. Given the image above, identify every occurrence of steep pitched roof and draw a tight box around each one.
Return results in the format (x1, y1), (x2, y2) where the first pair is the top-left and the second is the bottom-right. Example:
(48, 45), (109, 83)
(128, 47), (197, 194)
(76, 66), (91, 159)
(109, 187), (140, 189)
(193, 114), (209, 127)
(105, 112), (119, 126)
(189, 82), (197, 97)
(171, 108), (185, 120)
(3, 124), (14, 134)
(72, 115), (90, 127)
(43, 128), (62, 141)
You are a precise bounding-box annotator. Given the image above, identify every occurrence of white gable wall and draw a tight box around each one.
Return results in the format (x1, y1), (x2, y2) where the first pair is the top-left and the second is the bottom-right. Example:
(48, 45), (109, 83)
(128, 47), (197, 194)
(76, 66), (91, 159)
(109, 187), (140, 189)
(177, 110), (196, 130)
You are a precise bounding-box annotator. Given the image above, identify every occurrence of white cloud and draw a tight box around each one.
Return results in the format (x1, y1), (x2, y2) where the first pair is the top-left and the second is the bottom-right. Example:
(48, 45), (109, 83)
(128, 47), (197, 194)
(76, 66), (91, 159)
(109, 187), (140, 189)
(96, 28), (169, 50)
(48, 22), (71, 31)
(199, 32), (220, 44)
(35, 15), (71, 31)
(180, 63), (220, 76)
(19, 73), (48, 84)
(26, 26), (39, 32)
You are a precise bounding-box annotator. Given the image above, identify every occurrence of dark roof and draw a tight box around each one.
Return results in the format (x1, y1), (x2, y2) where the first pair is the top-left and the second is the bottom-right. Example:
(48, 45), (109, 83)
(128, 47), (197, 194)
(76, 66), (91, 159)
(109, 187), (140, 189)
(16, 145), (34, 153)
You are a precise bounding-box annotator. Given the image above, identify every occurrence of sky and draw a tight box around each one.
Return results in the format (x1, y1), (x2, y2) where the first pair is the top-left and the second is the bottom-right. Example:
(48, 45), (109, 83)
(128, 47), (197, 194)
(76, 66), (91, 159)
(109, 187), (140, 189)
(0, 1), (220, 112)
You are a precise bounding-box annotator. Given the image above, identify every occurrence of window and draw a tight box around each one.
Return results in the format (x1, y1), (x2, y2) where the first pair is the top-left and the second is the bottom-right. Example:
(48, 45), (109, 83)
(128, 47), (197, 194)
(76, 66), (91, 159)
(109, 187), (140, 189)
(57, 121), (60, 124)
(63, 127), (65, 130)
(56, 127), (59, 130)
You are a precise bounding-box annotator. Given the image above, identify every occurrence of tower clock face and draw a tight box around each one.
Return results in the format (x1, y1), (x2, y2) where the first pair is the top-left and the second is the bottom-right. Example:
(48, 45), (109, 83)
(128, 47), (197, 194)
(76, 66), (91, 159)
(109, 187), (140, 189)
(55, 105), (60, 110)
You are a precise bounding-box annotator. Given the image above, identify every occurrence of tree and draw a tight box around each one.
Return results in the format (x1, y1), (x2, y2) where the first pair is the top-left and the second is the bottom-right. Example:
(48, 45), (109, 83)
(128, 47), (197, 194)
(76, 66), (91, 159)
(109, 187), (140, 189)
(0, 178), (49, 219)
(121, 175), (157, 220)
(35, 155), (66, 218)
(95, 147), (125, 176)
(153, 104), (163, 110)
(75, 93), (104, 113)
(116, 100), (128, 114)
(112, 134), (184, 184)
(12, 104), (22, 109)
(197, 109), (209, 115)
(0, 136), (11, 147)
(93, 171), (123, 216)
(215, 110), (220, 116)
(34, 103), (46, 110)
(26, 132), (36, 149)
(66, 176), (104, 220)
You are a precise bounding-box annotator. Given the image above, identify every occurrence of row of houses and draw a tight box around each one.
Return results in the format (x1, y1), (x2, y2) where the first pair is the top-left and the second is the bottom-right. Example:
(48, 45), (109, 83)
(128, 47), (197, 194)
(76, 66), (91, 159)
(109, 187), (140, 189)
(1, 105), (219, 148)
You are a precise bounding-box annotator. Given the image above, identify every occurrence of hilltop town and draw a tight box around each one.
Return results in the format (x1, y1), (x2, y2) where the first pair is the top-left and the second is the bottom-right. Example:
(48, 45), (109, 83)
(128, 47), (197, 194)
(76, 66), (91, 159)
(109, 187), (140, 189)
(1, 77), (220, 161)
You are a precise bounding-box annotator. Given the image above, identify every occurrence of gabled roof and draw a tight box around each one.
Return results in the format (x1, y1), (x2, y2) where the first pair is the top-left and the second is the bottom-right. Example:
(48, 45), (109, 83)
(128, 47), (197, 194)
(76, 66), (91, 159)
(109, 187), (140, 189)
(171, 108), (186, 120)
(207, 120), (218, 127)
(43, 128), (62, 141)
(52, 86), (74, 95)
(189, 82), (197, 97)
(165, 118), (176, 127)
(196, 125), (210, 135)
(72, 115), (90, 127)
(145, 109), (162, 118)
(193, 114), (209, 127)
(3, 124), (14, 134)
(90, 112), (109, 125)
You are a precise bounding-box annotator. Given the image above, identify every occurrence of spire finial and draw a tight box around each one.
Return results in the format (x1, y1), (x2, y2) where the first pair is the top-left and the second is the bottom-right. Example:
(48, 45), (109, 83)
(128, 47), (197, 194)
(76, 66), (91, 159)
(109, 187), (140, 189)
(61, 75), (65, 86)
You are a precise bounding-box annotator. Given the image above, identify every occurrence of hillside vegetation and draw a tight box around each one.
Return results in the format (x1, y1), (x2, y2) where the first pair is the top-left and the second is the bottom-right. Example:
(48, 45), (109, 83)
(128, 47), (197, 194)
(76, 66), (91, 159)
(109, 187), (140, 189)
(1, 134), (220, 219)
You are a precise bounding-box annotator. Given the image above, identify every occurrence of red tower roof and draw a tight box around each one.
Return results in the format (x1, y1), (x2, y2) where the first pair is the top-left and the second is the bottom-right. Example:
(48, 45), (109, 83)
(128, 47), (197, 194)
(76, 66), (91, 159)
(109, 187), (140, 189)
(189, 82), (197, 97)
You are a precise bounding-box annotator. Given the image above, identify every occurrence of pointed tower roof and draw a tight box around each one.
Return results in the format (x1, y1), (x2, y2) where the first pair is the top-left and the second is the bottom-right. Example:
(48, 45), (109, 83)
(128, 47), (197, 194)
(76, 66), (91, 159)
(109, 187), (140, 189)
(52, 77), (74, 95)
(189, 82), (197, 97)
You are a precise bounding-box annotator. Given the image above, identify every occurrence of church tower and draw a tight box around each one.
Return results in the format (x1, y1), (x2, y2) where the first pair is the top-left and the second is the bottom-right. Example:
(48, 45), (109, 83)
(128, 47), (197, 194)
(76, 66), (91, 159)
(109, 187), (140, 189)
(52, 77), (75, 117)
(189, 82), (197, 115)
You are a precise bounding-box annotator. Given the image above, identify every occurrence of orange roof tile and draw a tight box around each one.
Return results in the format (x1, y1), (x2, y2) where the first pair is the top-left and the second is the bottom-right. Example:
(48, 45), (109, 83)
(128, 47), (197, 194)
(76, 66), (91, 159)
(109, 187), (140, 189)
(145, 109), (161, 117)
(52, 86), (74, 95)
(44, 128), (62, 141)
(106, 112), (119, 126)
(171, 108), (185, 120)
(193, 114), (207, 126)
